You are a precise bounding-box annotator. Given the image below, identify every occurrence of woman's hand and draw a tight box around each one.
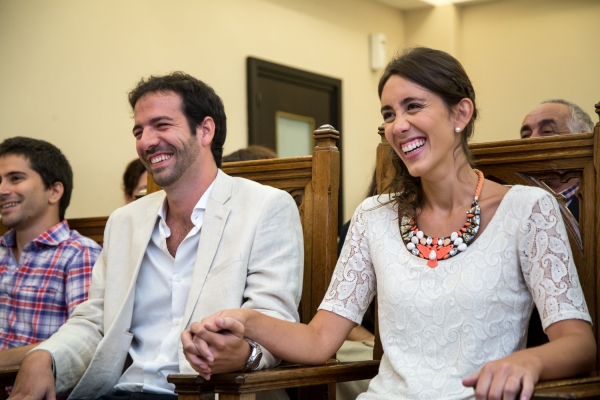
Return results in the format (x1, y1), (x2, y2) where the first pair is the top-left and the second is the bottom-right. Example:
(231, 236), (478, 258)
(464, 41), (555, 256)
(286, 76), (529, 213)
(463, 319), (595, 400)
(462, 350), (542, 400)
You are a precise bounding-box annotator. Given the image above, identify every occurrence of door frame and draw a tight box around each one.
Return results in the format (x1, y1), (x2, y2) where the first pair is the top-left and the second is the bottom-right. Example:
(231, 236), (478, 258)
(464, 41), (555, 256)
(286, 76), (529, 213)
(247, 57), (342, 146)
(247, 57), (343, 231)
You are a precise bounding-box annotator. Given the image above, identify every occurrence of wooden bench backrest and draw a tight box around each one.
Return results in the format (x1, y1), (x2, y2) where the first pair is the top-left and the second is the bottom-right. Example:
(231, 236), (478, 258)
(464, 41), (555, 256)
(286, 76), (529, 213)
(146, 125), (340, 324)
(374, 101), (600, 362)
(67, 217), (109, 246)
(0, 217), (108, 247)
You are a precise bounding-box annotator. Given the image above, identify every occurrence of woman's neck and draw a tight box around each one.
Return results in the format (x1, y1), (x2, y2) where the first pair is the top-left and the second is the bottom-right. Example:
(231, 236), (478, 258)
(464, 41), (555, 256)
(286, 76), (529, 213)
(419, 164), (479, 215)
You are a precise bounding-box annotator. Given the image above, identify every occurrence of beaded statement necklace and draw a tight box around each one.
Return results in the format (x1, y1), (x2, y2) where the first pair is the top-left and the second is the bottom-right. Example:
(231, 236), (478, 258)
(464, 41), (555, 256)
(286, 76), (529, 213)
(400, 170), (484, 268)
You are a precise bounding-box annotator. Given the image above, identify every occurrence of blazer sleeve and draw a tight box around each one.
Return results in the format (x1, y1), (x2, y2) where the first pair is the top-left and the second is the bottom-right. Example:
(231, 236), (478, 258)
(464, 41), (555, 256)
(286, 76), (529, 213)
(241, 189), (304, 369)
(34, 216), (112, 392)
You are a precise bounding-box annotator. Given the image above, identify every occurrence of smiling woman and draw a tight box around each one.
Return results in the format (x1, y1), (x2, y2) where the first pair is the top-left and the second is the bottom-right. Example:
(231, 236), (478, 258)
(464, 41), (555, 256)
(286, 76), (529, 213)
(185, 47), (596, 400)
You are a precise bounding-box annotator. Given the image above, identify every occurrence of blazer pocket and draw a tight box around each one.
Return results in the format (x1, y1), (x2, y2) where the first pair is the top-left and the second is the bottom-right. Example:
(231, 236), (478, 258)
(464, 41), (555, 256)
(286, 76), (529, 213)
(206, 254), (242, 282)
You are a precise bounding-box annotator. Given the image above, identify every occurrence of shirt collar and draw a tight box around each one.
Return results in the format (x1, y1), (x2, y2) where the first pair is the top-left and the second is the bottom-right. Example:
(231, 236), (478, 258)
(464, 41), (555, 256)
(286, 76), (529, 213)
(0, 229), (16, 248)
(157, 182), (215, 237)
(0, 220), (70, 248)
(559, 181), (579, 198)
(558, 181), (579, 207)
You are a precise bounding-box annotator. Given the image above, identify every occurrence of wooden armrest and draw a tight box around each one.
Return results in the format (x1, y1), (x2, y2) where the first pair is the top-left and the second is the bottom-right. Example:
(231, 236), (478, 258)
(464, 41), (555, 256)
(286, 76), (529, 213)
(533, 373), (600, 399)
(6, 363), (599, 398)
(0, 366), (19, 386)
(168, 360), (379, 398)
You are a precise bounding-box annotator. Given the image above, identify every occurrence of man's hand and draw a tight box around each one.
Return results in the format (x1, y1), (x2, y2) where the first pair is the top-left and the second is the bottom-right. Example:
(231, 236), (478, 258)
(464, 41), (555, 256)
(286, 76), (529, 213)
(462, 351), (542, 400)
(8, 350), (55, 400)
(182, 315), (250, 380)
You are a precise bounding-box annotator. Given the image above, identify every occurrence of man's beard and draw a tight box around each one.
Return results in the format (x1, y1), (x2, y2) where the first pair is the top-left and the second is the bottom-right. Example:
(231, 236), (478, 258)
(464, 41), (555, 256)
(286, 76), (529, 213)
(144, 137), (200, 188)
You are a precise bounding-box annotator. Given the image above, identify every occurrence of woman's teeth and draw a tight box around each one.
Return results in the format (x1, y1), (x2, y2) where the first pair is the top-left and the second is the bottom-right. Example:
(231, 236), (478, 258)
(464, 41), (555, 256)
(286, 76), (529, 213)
(402, 139), (425, 155)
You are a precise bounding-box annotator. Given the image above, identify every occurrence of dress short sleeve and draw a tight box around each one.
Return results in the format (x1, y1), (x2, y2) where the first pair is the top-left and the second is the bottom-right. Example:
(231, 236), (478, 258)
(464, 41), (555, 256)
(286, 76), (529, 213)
(318, 200), (378, 325)
(518, 191), (591, 330)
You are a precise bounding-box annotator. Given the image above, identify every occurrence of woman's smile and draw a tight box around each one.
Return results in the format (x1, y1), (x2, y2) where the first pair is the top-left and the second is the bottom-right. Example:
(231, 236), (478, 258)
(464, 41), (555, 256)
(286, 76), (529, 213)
(400, 137), (427, 156)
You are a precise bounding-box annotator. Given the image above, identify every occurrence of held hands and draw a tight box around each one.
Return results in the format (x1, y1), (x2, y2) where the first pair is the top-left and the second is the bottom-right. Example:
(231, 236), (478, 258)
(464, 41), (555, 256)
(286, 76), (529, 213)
(462, 351), (542, 400)
(181, 311), (249, 380)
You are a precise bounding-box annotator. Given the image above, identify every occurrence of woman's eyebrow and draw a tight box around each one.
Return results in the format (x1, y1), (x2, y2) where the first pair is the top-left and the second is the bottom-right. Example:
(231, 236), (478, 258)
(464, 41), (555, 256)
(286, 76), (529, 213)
(400, 97), (426, 106)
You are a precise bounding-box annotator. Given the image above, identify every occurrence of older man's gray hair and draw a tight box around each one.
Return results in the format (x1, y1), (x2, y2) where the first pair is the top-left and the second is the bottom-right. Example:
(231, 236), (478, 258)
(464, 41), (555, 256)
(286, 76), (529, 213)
(541, 99), (594, 133)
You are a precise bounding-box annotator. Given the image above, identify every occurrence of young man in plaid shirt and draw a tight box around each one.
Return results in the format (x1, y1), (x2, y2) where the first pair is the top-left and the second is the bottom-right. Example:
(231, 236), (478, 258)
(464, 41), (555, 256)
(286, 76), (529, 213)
(0, 137), (101, 367)
(520, 99), (595, 221)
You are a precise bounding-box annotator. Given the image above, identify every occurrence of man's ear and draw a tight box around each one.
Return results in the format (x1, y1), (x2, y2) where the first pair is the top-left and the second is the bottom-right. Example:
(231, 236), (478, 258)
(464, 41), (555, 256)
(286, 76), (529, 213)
(197, 116), (216, 147)
(47, 182), (64, 206)
(453, 98), (474, 130)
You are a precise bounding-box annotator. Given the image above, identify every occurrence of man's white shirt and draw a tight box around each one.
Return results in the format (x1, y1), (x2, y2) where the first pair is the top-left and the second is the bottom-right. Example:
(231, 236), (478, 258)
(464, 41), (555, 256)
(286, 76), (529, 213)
(116, 182), (214, 393)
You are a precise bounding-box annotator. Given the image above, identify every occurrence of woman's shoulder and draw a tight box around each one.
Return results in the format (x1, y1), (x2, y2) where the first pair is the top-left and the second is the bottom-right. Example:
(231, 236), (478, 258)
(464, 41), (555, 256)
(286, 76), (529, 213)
(346, 194), (397, 226)
(494, 185), (559, 220)
(509, 184), (553, 199)
(503, 185), (559, 210)
(357, 193), (396, 212)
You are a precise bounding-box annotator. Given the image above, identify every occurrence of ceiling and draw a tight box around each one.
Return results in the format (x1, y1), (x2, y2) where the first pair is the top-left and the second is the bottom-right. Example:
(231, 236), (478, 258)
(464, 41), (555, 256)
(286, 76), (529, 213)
(369, 0), (500, 11)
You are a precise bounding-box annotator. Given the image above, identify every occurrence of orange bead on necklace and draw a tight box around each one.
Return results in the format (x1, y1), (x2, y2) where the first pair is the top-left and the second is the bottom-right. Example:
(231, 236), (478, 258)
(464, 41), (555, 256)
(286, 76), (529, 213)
(400, 169), (484, 268)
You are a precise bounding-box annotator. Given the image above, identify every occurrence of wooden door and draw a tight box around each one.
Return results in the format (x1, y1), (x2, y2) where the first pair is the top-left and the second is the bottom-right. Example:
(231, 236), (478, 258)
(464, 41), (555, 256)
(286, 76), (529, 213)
(247, 57), (343, 230)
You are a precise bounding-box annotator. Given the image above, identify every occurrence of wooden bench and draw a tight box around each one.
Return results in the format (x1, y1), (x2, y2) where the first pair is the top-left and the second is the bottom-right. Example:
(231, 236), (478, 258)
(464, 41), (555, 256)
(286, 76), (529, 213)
(0, 217), (108, 247)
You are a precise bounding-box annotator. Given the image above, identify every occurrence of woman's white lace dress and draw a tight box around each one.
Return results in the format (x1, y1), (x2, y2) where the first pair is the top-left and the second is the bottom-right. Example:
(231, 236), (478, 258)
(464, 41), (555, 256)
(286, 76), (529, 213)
(319, 186), (591, 400)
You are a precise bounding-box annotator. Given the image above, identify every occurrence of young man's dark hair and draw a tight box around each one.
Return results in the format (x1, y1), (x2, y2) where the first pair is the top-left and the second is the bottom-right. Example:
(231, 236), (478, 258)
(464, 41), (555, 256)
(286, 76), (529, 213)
(128, 72), (228, 167)
(0, 136), (73, 220)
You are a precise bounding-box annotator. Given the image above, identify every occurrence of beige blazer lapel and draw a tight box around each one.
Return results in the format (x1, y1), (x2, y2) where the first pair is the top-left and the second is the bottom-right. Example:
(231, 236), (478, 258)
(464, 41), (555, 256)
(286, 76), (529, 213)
(110, 194), (163, 325)
(117, 192), (164, 318)
(183, 171), (232, 327)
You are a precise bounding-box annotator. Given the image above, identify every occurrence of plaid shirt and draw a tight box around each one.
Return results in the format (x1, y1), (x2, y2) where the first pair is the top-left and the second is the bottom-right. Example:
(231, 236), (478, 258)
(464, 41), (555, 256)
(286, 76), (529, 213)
(559, 181), (579, 207)
(0, 220), (101, 349)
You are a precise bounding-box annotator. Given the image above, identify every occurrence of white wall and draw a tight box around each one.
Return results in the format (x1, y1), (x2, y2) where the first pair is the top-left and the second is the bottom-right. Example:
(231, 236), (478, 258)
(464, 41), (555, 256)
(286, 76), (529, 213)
(403, 0), (600, 144)
(0, 0), (405, 220)
(3, 0), (598, 222)
(459, 0), (600, 143)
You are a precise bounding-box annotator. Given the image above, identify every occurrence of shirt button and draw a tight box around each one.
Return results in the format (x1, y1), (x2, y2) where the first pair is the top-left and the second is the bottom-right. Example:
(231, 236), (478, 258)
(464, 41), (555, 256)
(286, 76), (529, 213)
(174, 319), (180, 326)
(3, 294), (9, 299)
(0, 328), (4, 333)
(174, 275), (181, 282)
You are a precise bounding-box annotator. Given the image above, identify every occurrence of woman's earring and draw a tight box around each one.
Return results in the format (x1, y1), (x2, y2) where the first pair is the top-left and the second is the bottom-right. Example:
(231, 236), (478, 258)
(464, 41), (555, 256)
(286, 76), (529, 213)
(455, 127), (461, 133)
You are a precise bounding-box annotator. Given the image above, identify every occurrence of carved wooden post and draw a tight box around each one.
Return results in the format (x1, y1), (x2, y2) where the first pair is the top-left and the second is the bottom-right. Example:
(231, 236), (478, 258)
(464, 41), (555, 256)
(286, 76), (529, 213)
(372, 125), (391, 362)
(376, 124), (394, 194)
(293, 125), (340, 400)
(309, 124), (340, 320)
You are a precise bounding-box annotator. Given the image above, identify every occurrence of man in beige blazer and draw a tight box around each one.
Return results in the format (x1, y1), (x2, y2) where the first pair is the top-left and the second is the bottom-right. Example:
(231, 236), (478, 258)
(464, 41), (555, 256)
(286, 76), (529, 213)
(9, 73), (303, 400)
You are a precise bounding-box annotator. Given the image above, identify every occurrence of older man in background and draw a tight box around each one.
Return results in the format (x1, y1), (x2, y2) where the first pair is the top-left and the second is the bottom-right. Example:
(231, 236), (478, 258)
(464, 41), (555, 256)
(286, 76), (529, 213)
(520, 99), (594, 221)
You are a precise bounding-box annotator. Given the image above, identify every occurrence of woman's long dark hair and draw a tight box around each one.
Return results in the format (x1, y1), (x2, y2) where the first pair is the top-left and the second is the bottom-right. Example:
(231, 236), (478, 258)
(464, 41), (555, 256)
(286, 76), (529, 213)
(378, 47), (479, 219)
